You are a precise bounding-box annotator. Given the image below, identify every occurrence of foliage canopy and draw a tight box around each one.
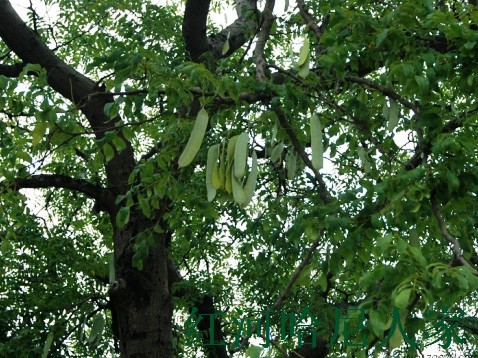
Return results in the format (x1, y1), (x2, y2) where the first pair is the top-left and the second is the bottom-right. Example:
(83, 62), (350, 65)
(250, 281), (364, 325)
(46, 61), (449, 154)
(0, 0), (477, 357)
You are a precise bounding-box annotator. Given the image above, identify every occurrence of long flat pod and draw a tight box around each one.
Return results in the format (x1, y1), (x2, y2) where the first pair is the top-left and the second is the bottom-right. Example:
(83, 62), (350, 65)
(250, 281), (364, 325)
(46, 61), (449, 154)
(232, 167), (247, 205)
(206, 144), (219, 201)
(241, 150), (258, 207)
(178, 107), (209, 168)
(234, 132), (249, 179)
(287, 150), (297, 180)
(310, 114), (323, 171)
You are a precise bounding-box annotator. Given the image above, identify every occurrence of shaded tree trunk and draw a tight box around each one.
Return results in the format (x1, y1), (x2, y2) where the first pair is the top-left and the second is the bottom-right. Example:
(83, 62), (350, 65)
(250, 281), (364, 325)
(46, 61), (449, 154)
(109, 214), (173, 357)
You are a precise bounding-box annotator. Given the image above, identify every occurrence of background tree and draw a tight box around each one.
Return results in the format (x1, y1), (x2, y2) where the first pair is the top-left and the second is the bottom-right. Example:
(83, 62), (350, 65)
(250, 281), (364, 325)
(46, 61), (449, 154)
(0, 0), (477, 357)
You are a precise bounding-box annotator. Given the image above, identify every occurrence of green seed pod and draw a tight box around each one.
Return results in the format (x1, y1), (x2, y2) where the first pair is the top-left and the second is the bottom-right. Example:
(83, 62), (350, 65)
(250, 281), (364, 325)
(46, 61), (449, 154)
(310, 114), (323, 171)
(206, 144), (219, 202)
(242, 150), (258, 207)
(234, 132), (249, 179)
(178, 107), (209, 168)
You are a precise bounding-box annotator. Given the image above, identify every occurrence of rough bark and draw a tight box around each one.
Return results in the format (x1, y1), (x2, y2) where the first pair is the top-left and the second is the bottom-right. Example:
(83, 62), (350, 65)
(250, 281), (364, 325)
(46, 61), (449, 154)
(110, 215), (173, 357)
(183, 0), (259, 62)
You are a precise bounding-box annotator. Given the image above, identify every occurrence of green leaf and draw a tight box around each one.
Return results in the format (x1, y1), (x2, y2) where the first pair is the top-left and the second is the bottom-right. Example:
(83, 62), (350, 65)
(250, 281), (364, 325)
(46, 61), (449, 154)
(103, 143), (115, 162)
(414, 75), (429, 93)
(297, 37), (310, 67)
(87, 314), (105, 346)
(116, 207), (130, 229)
(122, 127), (135, 141)
(446, 170), (459, 193)
(138, 193), (152, 218)
(394, 288), (412, 309)
(376, 29), (389, 47)
(32, 122), (48, 147)
(245, 345), (263, 358)
(112, 135), (126, 153)
(104, 102), (118, 119)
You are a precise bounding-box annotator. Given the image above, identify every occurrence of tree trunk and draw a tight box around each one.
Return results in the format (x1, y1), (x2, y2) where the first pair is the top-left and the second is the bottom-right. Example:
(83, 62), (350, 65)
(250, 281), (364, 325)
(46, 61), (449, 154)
(109, 213), (173, 357)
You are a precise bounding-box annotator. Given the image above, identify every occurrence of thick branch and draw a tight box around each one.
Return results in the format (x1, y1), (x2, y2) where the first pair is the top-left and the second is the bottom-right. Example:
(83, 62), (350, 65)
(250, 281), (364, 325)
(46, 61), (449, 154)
(0, 62), (24, 77)
(182, 0), (259, 61)
(0, 0), (134, 194)
(2, 174), (116, 213)
(253, 0), (275, 82)
(182, 0), (211, 62)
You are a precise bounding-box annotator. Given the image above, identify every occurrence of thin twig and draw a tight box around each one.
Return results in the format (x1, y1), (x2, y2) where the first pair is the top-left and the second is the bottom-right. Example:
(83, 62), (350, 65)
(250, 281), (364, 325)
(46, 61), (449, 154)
(345, 75), (418, 113)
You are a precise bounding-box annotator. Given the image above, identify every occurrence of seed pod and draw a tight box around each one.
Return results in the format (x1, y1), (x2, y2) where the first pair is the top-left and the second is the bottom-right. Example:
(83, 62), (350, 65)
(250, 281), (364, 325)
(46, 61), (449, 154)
(270, 141), (284, 163)
(387, 99), (399, 131)
(357, 147), (371, 173)
(232, 167), (246, 205)
(310, 114), (323, 171)
(219, 142), (226, 189)
(297, 37), (310, 67)
(227, 135), (239, 165)
(206, 144), (219, 201)
(178, 107), (209, 168)
(225, 165), (233, 194)
(212, 163), (221, 189)
(242, 150), (258, 207)
(225, 136), (239, 194)
(287, 150), (297, 180)
(234, 132), (249, 179)
(298, 54), (310, 79)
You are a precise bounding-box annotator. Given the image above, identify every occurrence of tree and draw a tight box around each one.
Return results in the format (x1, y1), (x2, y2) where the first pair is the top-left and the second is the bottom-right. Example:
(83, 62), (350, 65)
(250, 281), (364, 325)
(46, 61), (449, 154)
(0, 0), (477, 356)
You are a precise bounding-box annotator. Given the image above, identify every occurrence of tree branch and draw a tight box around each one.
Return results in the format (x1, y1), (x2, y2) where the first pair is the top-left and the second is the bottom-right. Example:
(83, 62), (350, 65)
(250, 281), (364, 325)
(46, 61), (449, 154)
(272, 104), (333, 204)
(1, 174), (116, 213)
(230, 230), (327, 354)
(297, 0), (322, 40)
(0, 0), (134, 194)
(430, 194), (478, 275)
(404, 115), (464, 170)
(0, 62), (24, 77)
(253, 0), (275, 82)
(182, 0), (260, 62)
(345, 75), (418, 114)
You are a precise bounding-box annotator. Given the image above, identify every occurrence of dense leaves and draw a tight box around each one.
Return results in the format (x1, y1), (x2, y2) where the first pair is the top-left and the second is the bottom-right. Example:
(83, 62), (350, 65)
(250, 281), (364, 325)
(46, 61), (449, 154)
(0, 0), (477, 357)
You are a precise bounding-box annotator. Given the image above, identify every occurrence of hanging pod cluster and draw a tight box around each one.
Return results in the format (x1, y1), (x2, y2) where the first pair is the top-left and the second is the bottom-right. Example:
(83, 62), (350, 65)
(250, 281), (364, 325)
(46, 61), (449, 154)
(206, 132), (258, 207)
(177, 110), (258, 206)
